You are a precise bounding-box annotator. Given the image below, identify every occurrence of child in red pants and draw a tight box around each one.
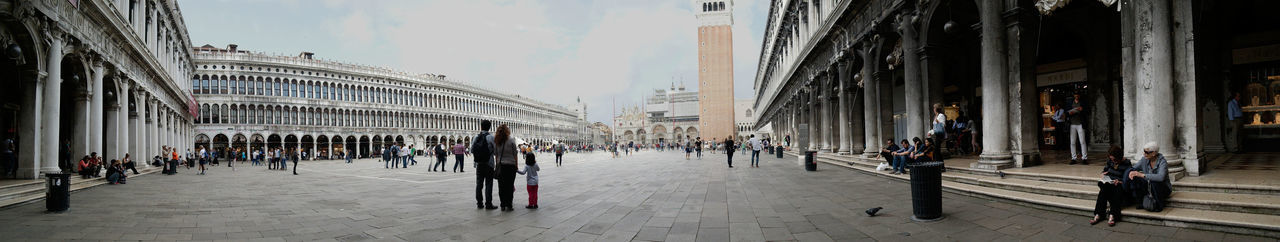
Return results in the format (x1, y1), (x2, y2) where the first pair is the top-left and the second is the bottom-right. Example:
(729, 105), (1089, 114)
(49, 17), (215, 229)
(517, 153), (541, 209)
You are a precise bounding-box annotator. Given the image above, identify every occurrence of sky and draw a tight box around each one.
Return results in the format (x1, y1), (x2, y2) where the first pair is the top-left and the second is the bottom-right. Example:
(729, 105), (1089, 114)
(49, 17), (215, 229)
(179, 0), (768, 124)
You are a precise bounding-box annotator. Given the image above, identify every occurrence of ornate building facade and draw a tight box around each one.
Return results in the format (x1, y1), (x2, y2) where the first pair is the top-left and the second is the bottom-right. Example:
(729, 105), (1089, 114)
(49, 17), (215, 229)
(614, 85), (701, 145)
(191, 45), (591, 159)
(1, 0), (196, 179)
(734, 98), (758, 140)
(753, 0), (1280, 179)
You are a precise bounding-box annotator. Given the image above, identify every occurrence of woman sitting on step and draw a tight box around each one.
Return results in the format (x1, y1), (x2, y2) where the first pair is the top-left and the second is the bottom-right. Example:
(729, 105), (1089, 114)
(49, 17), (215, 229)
(1128, 142), (1172, 212)
(1092, 145), (1131, 227)
(106, 160), (127, 185)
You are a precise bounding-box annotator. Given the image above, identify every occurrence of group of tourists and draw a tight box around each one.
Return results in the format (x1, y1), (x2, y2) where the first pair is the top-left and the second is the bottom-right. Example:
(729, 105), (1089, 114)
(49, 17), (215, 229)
(78, 152), (130, 185)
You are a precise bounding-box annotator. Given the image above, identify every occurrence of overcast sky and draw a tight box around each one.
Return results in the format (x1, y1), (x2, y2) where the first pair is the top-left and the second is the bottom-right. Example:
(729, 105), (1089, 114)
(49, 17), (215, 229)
(179, 0), (767, 124)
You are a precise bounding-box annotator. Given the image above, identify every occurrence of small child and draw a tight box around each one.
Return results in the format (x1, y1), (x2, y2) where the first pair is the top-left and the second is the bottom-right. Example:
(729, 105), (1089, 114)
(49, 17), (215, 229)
(516, 153), (541, 209)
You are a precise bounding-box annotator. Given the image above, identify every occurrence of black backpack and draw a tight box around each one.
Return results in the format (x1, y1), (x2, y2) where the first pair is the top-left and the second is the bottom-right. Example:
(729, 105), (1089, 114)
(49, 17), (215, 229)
(472, 133), (492, 163)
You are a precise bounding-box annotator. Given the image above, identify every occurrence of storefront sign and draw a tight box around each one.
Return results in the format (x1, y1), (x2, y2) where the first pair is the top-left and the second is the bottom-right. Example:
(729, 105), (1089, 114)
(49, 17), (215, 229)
(1036, 68), (1087, 87)
(1233, 44), (1280, 65)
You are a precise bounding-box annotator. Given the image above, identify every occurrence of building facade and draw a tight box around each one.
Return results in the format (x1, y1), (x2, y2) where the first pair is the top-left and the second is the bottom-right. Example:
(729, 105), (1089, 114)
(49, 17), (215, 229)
(191, 45), (589, 159)
(0, 0), (196, 179)
(694, 0), (736, 141)
(753, 0), (1280, 179)
(614, 85), (701, 145)
(734, 98), (758, 140)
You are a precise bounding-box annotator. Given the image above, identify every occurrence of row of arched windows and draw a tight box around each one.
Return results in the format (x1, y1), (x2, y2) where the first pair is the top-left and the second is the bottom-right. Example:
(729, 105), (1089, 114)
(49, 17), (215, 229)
(193, 103), (577, 135)
(190, 74), (561, 124)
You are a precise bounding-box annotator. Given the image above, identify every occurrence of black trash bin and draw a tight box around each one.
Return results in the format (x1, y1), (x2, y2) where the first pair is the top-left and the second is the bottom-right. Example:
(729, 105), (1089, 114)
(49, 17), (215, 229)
(804, 151), (817, 171)
(908, 161), (946, 221)
(46, 173), (70, 212)
(768, 146), (774, 155)
(776, 147), (784, 158)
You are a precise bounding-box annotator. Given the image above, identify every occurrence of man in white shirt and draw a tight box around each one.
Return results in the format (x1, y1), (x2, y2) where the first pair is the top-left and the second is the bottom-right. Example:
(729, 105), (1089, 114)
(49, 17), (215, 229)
(748, 135), (763, 168)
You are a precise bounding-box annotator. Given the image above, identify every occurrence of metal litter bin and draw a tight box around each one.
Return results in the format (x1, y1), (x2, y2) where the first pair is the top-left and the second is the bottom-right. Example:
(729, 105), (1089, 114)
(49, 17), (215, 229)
(909, 161), (945, 221)
(776, 147), (784, 158)
(804, 151), (817, 171)
(46, 173), (70, 212)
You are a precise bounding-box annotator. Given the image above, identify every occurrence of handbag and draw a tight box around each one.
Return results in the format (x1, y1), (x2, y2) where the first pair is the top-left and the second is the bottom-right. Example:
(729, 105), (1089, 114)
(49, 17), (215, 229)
(1142, 185), (1164, 212)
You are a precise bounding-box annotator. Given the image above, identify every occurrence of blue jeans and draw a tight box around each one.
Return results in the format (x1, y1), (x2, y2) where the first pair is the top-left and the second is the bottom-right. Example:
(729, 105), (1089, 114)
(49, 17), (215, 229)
(346, 156), (352, 163)
(392, 156), (400, 168)
(410, 155), (416, 165)
(893, 156), (909, 173)
(750, 150), (760, 166)
(402, 156), (408, 168)
(280, 158), (288, 170)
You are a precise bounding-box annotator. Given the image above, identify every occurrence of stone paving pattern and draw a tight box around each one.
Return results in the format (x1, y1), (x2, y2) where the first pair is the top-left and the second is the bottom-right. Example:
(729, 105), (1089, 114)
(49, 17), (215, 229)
(0, 151), (1272, 242)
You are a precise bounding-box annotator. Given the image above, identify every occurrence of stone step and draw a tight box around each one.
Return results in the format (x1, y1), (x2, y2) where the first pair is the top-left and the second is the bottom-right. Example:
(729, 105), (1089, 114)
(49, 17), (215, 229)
(0, 166), (162, 209)
(810, 151), (1280, 196)
(940, 170), (1280, 216)
(808, 152), (1280, 215)
(795, 152), (1280, 238)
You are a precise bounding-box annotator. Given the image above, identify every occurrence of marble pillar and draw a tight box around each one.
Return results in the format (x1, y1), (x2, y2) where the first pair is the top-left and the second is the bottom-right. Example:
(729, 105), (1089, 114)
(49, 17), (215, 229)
(819, 75), (832, 151)
(90, 63), (104, 160)
(898, 12), (925, 139)
(105, 100), (119, 162)
(73, 86), (90, 162)
(1135, 0), (1181, 178)
(837, 62), (852, 154)
(118, 81), (131, 160)
(808, 89), (819, 151)
(17, 69), (42, 178)
(39, 34), (63, 174)
(149, 100), (158, 158)
(1172, 0), (1199, 177)
(1006, 5), (1043, 167)
(129, 93), (140, 164)
(861, 49), (881, 157)
(974, 0), (1013, 169)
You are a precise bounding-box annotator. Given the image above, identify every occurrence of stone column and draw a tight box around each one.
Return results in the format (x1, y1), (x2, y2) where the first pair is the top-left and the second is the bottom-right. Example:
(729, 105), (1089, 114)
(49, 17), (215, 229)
(18, 69), (43, 179)
(861, 48), (881, 157)
(129, 92), (141, 164)
(1172, 0), (1199, 177)
(898, 12), (925, 139)
(1135, 0), (1180, 177)
(974, 0), (1012, 169)
(39, 33), (64, 174)
(818, 74), (832, 151)
(1006, 4), (1043, 167)
(144, 100), (152, 160)
(105, 95), (119, 161)
(808, 87), (819, 151)
(837, 61), (852, 153)
(73, 86), (90, 162)
(118, 81), (130, 159)
(150, 100), (159, 159)
(90, 61), (104, 159)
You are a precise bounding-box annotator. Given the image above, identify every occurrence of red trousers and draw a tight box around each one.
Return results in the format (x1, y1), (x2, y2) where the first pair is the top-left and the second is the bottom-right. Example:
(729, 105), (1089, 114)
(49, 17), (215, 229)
(527, 185), (539, 206)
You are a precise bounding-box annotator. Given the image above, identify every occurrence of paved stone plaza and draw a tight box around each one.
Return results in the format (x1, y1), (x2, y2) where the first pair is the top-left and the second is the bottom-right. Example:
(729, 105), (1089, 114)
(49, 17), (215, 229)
(0, 151), (1269, 242)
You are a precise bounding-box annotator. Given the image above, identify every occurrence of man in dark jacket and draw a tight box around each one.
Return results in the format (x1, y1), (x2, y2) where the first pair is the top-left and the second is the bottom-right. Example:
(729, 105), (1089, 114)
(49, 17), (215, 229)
(472, 120), (497, 209)
(878, 139), (900, 164)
